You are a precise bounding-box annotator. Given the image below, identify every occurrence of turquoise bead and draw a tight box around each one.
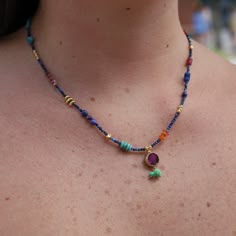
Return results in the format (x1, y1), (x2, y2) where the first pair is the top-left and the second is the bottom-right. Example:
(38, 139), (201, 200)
(149, 169), (162, 178)
(27, 36), (34, 45)
(154, 169), (162, 177)
(149, 172), (155, 177)
(120, 141), (132, 151)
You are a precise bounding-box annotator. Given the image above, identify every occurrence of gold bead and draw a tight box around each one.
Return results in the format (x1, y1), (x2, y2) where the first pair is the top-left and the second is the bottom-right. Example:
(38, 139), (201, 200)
(106, 134), (112, 140)
(65, 96), (75, 106)
(177, 105), (183, 113)
(145, 145), (152, 153)
(69, 100), (75, 106)
(190, 45), (194, 50)
(32, 50), (39, 60)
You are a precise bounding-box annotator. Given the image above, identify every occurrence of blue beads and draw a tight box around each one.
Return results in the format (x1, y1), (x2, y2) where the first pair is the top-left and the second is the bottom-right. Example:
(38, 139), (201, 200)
(87, 115), (93, 121)
(90, 119), (98, 126)
(81, 110), (88, 117)
(184, 72), (191, 84)
(27, 36), (34, 45)
(182, 90), (188, 98)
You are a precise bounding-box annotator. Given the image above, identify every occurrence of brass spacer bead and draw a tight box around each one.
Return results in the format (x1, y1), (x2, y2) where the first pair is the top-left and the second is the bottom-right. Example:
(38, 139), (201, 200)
(32, 50), (39, 60)
(106, 134), (112, 140)
(177, 105), (184, 113)
(190, 45), (194, 50)
(145, 145), (152, 153)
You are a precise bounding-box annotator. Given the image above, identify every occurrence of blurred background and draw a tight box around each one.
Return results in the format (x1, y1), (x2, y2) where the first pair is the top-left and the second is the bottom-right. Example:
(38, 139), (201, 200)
(179, 0), (236, 63)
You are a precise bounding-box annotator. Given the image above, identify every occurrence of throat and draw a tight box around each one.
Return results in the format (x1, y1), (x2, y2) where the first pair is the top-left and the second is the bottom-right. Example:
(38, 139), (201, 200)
(31, 0), (183, 65)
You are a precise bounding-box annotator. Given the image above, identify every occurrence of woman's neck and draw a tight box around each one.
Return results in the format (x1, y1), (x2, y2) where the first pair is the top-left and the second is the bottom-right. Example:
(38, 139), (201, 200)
(30, 0), (187, 86)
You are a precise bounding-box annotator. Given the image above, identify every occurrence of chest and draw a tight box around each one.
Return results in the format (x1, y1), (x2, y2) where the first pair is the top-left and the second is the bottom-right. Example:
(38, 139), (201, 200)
(0, 78), (236, 235)
(0, 115), (236, 236)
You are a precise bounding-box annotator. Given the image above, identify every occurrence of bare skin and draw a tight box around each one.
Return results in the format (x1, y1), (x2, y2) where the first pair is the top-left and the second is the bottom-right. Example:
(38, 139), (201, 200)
(0, 0), (236, 235)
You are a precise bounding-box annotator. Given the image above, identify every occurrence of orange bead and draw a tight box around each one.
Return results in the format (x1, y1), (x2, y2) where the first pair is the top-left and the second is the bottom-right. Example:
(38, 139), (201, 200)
(159, 130), (169, 141)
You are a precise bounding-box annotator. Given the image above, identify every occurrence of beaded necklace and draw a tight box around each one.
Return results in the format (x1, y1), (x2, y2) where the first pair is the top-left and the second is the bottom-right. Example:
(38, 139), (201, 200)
(25, 18), (193, 179)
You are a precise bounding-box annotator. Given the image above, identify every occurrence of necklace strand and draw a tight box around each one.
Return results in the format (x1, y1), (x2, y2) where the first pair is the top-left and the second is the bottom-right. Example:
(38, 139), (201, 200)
(25, 18), (193, 178)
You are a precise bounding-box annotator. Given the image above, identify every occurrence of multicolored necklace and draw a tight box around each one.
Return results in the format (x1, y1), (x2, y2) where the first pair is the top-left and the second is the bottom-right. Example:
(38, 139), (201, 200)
(25, 18), (193, 179)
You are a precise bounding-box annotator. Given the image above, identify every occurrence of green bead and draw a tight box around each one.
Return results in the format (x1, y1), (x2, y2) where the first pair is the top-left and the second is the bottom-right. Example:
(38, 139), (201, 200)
(126, 143), (132, 151)
(154, 169), (162, 177)
(120, 141), (132, 152)
(27, 36), (34, 45)
(149, 172), (155, 177)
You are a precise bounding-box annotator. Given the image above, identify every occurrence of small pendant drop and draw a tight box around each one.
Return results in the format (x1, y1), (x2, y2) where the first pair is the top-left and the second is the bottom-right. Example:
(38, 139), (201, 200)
(144, 146), (162, 178)
(149, 168), (162, 178)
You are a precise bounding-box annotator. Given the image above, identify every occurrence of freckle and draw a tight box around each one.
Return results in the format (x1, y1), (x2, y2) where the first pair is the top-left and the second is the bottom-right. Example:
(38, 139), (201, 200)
(93, 174), (98, 178)
(166, 44), (169, 48)
(179, 202), (185, 207)
(100, 168), (104, 172)
(228, 146), (232, 151)
(88, 185), (91, 189)
(55, 136), (60, 140)
(70, 207), (75, 214)
(108, 113), (112, 117)
(132, 163), (138, 168)
(206, 202), (211, 207)
(90, 97), (96, 102)
(5, 197), (10, 201)
(72, 55), (76, 59)
(126, 7), (131, 11)
(104, 189), (110, 196)
(153, 210), (158, 216)
(211, 162), (216, 166)
(76, 172), (83, 178)
(175, 139), (179, 143)
(164, 3), (166, 7)
(59, 41), (63, 45)
(125, 88), (130, 93)
(71, 149), (75, 153)
(136, 204), (142, 210)
(198, 213), (201, 217)
(159, 209), (162, 214)
(73, 217), (77, 223)
(124, 179), (132, 185)
(134, 189), (139, 194)
(97, 17), (100, 22)
(106, 227), (112, 234)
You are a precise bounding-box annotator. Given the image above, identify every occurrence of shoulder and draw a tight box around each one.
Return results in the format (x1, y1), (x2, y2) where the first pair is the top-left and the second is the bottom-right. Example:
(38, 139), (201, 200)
(190, 41), (236, 116)
(187, 41), (236, 162)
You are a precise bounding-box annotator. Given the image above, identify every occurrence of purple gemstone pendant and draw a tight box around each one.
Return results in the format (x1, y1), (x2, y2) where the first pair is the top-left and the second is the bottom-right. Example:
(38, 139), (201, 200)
(144, 152), (159, 168)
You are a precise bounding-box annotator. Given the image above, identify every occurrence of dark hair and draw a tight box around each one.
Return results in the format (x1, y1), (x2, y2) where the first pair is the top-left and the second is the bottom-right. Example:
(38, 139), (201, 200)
(0, 0), (39, 37)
